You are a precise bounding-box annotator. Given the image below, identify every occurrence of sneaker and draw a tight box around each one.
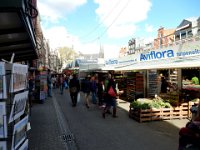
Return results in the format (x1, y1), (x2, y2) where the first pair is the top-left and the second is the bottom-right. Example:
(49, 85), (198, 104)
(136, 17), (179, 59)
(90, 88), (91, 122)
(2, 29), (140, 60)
(86, 104), (89, 109)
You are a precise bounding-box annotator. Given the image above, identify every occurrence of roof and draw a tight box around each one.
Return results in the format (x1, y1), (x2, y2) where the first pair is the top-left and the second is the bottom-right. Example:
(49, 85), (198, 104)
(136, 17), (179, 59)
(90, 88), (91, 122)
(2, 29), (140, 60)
(176, 19), (192, 31)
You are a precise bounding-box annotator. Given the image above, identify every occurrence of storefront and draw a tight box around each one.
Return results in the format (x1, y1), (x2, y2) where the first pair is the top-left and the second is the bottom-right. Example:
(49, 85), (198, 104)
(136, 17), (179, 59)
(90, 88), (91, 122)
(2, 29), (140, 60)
(0, 1), (38, 149)
(104, 37), (200, 104)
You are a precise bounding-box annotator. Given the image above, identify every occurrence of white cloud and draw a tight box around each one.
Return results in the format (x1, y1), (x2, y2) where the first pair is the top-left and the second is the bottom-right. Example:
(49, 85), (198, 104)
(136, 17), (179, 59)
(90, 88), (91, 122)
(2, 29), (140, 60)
(107, 24), (137, 38)
(38, 0), (152, 59)
(75, 41), (120, 59)
(42, 25), (119, 58)
(94, 0), (152, 39)
(76, 42), (99, 54)
(38, 0), (87, 22)
(145, 24), (154, 33)
(42, 26), (75, 50)
(103, 44), (121, 59)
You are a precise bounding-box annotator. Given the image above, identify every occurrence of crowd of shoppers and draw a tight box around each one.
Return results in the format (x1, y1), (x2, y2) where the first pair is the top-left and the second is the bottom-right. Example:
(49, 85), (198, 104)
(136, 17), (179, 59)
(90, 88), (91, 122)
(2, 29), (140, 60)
(80, 73), (123, 118)
(45, 70), (123, 118)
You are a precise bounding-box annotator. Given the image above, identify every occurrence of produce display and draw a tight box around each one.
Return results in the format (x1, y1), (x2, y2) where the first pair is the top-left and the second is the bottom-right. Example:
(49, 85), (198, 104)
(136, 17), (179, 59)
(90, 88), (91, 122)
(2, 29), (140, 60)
(130, 98), (171, 109)
(129, 97), (199, 122)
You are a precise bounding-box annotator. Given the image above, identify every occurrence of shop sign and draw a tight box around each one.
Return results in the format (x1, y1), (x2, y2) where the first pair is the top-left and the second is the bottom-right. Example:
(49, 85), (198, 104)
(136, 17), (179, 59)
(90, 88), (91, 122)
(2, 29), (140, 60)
(105, 40), (200, 69)
(140, 40), (200, 62)
(140, 50), (174, 61)
(176, 49), (200, 57)
(105, 59), (118, 65)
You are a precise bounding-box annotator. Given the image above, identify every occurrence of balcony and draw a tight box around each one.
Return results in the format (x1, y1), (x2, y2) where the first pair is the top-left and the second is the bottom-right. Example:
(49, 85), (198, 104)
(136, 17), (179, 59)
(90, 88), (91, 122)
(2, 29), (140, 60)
(0, 0), (37, 62)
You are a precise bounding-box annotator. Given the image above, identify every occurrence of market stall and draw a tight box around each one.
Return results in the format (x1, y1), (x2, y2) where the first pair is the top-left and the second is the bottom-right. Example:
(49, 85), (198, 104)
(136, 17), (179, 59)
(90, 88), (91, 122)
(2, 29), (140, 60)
(34, 70), (48, 103)
(104, 37), (200, 122)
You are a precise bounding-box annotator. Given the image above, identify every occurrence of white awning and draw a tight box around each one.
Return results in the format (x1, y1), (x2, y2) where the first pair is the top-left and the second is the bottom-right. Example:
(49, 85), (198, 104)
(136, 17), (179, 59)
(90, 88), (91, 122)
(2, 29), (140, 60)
(114, 55), (200, 71)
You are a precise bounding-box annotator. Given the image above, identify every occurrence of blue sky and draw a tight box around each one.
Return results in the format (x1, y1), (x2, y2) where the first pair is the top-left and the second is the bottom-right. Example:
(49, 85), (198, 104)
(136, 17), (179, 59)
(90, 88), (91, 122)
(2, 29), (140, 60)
(38, 0), (200, 58)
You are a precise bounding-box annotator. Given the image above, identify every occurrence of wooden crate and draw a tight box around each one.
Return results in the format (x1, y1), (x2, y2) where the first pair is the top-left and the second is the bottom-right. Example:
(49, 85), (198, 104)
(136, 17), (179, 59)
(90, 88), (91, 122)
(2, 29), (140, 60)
(140, 109), (153, 122)
(129, 102), (194, 122)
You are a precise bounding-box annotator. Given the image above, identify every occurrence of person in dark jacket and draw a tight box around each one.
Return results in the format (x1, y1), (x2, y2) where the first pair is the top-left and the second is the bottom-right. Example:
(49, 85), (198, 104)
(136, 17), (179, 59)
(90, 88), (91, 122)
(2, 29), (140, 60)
(97, 78), (104, 106)
(47, 69), (52, 97)
(102, 73), (118, 118)
(69, 74), (80, 107)
(82, 75), (91, 108)
(161, 76), (168, 93)
(90, 76), (97, 104)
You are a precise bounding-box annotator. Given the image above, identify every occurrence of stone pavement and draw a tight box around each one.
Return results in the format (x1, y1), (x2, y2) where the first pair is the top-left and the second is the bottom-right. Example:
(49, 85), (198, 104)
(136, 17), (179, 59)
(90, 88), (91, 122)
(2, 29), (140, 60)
(28, 96), (67, 150)
(28, 89), (189, 150)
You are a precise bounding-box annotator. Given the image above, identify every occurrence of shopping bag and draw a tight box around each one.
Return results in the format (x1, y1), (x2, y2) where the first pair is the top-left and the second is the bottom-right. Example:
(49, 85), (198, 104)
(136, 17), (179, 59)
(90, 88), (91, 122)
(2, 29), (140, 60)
(64, 81), (68, 89)
(108, 86), (116, 97)
(77, 92), (80, 103)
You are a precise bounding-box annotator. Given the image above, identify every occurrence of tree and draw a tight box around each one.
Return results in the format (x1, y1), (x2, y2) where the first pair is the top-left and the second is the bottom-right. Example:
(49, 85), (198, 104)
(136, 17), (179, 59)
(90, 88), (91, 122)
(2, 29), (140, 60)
(57, 46), (78, 65)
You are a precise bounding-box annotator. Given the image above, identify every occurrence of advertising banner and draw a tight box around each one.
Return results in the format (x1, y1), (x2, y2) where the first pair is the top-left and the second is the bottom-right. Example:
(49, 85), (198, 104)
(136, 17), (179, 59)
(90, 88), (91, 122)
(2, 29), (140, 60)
(105, 39), (200, 70)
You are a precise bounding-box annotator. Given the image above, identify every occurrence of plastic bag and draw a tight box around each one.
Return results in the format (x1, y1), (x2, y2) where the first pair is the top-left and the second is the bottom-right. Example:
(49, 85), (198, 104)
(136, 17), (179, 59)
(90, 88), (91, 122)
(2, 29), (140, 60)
(64, 81), (68, 89)
(77, 92), (80, 103)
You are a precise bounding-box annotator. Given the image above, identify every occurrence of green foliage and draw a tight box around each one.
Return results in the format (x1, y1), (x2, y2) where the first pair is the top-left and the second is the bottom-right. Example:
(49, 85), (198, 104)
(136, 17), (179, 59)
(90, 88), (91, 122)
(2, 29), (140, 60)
(164, 99), (179, 107)
(57, 46), (77, 63)
(149, 101), (161, 109)
(140, 103), (151, 109)
(130, 101), (140, 109)
(130, 101), (151, 110)
(130, 99), (172, 109)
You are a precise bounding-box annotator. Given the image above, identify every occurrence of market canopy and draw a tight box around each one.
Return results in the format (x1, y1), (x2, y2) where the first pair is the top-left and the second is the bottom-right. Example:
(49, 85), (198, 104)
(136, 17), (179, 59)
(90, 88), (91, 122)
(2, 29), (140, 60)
(79, 58), (105, 71)
(114, 55), (200, 70)
(104, 38), (200, 71)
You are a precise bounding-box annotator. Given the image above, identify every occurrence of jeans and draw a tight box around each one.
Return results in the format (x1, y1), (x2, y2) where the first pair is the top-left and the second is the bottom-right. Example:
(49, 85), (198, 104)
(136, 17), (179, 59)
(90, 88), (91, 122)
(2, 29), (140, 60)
(70, 92), (78, 106)
(60, 85), (63, 94)
(48, 83), (52, 97)
(92, 92), (97, 104)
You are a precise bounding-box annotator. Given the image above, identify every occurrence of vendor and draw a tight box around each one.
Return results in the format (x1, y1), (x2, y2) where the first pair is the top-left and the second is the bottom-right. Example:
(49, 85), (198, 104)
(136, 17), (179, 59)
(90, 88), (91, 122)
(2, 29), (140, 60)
(161, 76), (168, 93)
(191, 74), (199, 85)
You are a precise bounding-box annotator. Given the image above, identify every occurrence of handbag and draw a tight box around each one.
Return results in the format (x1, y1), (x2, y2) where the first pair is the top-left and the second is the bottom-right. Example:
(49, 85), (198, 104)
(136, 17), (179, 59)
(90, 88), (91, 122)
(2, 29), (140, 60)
(108, 86), (116, 97)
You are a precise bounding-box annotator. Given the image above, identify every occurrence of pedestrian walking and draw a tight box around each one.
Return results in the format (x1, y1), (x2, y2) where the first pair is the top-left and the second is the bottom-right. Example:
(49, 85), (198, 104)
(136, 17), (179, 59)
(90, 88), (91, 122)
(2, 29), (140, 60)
(97, 78), (104, 106)
(47, 69), (52, 97)
(102, 73), (118, 118)
(90, 76), (97, 104)
(69, 74), (80, 107)
(58, 74), (64, 94)
(28, 73), (35, 107)
(52, 75), (57, 89)
(82, 75), (91, 108)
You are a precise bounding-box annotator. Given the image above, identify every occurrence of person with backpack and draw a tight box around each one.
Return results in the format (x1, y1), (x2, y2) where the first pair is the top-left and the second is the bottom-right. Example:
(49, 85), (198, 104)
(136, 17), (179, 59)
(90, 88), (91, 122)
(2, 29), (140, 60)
(69, 74), (80, 107)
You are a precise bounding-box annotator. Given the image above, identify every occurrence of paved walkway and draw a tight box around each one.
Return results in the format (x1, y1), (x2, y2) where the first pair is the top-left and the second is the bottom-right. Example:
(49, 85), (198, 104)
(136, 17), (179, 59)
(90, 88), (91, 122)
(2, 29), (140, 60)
(28, 89), (189, 150)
